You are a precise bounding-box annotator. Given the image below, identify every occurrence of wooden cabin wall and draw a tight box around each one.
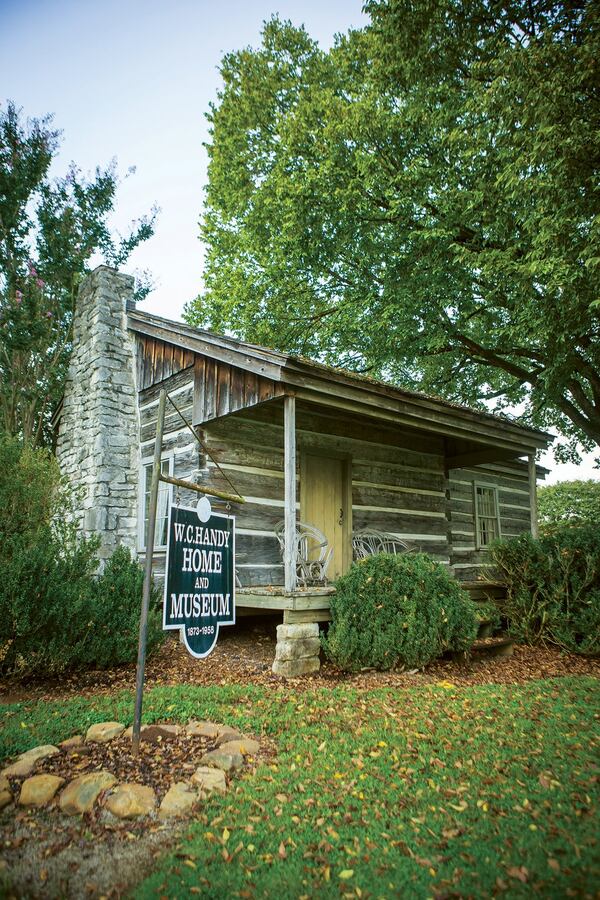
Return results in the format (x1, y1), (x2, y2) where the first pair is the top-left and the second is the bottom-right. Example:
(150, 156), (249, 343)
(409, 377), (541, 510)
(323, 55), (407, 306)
(297, 406), (447, 564)
(197, 403), (450, 587)
(447, 460), (532, 581)
(193, 356), (283, 423)
(198, 415), (286, 587)
(137, 336), (195, 391)
(137, 366), (201, 582)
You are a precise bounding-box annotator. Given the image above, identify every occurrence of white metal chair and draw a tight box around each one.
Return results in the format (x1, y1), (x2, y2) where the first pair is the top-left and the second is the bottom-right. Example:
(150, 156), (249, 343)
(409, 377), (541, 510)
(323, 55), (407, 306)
(352, 529), (412, 561)
(275, 520), (333, 587)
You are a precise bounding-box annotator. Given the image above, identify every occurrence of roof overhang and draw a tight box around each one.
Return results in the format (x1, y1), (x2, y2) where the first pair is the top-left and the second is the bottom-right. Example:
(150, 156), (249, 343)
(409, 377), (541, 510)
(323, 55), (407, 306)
(127, 310), (553, 458)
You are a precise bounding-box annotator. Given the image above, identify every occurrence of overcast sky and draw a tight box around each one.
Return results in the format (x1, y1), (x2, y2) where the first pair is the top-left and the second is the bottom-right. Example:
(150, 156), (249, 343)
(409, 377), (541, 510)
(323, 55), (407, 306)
(1, 0), (597, 482)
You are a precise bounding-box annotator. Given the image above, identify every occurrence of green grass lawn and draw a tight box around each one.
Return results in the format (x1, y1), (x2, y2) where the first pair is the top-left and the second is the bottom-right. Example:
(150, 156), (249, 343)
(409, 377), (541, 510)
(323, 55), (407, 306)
(2, 677), (598, 898)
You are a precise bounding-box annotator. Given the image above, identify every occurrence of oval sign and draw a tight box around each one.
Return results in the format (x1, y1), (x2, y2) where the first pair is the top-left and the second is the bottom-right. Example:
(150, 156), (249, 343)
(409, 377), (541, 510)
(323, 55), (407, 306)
(163, 504), (236, 657)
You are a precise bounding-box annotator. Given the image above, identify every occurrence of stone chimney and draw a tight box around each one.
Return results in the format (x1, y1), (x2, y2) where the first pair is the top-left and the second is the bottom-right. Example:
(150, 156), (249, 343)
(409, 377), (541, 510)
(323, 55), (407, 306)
(56, 266), (140, 563)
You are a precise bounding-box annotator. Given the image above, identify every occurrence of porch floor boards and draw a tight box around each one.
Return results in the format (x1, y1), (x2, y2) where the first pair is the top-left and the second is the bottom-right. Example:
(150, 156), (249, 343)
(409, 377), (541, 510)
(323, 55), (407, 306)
(236, 580), (506, 624)
(236, 586), (334, 623)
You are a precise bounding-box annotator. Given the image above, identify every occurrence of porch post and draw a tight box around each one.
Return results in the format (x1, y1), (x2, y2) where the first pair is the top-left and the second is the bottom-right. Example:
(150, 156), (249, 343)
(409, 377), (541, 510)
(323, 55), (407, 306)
(284, 395), (297, 592)
(528, 453), (539, 539)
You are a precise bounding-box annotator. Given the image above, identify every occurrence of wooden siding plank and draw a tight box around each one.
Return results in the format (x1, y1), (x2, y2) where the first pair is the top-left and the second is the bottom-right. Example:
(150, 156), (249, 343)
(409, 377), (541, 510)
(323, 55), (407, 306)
(193, 356), (206, 425)
(203, 440), (283, 472)
(352, 485), (445, 513)
(136, 336), (147, 387)
(352, 508), (447, 535)
(528, 453), (539, 538)
(204, 359), (217, 422)
(154, 340), (164, 384)
(244, 371), (259, 408)
(143, 338), (155, 390)
(230, 365), (245, 412)
(140, 368), (194, 405)
(217, 362), (232, 418)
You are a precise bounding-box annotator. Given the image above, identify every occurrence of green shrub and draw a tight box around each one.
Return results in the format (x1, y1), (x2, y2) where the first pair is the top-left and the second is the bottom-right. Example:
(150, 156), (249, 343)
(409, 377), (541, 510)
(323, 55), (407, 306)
(474, 599), (502, 633)
(538, 479), (600, 527)
(0, 434), (66, 542)
(0, 539), (164, 676)
(87, 547), (163, 669)
(322, 553), (478, 672)
(0, 525), (100, 674)
(490, 525), (600, 655)
(0, 434), (164, 675)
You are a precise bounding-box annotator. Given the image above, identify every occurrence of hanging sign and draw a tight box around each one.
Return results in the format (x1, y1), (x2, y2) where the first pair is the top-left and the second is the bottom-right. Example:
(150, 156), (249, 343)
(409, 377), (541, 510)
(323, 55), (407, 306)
(163, 503), (235, 658)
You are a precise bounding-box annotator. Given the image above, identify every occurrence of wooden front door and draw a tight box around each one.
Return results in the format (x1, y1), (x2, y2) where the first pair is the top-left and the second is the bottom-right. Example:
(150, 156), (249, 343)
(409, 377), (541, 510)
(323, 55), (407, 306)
(301, 453), (352, 579)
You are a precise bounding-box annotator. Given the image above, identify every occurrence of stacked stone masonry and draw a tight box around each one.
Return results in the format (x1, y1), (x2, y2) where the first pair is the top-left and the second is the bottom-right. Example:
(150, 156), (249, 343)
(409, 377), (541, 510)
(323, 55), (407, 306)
(272, 623), (321, 677)
(56, 266), (140, 562)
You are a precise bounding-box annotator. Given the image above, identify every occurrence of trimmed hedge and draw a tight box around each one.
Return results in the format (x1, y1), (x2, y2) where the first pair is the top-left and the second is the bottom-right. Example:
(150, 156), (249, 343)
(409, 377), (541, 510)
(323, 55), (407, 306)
(322, 552), (478, 672)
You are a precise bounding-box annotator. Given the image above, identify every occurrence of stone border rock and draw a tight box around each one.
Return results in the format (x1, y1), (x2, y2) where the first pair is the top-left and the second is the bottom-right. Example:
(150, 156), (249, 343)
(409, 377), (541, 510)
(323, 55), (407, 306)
(1, 720), (262, 821)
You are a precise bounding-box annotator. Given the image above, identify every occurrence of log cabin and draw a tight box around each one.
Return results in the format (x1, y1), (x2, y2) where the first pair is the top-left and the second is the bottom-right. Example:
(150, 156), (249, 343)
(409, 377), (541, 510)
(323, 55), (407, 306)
(55, 267), (553, 673)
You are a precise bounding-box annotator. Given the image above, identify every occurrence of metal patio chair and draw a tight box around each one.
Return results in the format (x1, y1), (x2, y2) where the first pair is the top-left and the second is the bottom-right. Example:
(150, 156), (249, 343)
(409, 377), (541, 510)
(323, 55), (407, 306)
(352, 528), (412, 561)
(275, 520), (333, 587)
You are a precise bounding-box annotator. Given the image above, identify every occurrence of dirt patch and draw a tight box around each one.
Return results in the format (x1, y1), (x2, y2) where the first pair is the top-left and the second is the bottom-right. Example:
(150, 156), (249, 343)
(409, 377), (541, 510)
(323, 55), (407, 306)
(0, 803), (184, 899)
(1, 617), (599, 705)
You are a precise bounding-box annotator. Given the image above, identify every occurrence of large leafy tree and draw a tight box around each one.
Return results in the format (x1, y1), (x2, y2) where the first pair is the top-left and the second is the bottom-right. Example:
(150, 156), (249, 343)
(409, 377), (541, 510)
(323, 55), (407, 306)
(0, 102), (157, 447)
(538, 478), (600, 525)
(188, 2), (600, 459)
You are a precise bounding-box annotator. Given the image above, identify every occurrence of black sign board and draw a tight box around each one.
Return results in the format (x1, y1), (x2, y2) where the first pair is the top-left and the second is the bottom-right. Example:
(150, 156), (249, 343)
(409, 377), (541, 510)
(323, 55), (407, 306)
(163, 504), (235, 658)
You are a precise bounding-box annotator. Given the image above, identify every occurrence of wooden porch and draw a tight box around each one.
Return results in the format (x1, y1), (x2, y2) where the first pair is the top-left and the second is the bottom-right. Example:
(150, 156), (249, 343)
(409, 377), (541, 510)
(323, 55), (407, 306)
(198, 392), (544, 593)
(236, 586), (335, 624)
(236, 580), (507, 625)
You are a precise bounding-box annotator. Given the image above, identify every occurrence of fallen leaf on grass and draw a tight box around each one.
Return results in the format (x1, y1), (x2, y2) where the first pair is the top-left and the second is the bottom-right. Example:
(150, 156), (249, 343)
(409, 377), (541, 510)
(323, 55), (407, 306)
(506, 866), (528, 883)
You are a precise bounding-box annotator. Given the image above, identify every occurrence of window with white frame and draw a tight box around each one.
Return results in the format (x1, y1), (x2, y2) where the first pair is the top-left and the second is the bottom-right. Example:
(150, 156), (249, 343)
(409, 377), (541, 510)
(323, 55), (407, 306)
(140, 456), (173, 549)
(474, 483), (501, 549)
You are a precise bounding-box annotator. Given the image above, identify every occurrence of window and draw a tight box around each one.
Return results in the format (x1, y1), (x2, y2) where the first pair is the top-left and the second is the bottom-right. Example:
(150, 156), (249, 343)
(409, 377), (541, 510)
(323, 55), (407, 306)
(474, 483), (501, 549)
(140, 456), (173, 549)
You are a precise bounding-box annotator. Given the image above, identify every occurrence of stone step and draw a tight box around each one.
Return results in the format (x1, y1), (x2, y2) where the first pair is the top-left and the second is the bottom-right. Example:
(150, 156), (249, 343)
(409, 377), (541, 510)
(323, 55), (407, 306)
(450, 634), (514, 664)
(470, 635), (515, 658)
(476, 620), (494, 639)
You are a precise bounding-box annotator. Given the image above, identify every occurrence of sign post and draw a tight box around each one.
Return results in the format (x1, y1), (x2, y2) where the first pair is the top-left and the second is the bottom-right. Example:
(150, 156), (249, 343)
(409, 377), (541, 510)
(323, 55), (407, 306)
(132, 389), (166, 755)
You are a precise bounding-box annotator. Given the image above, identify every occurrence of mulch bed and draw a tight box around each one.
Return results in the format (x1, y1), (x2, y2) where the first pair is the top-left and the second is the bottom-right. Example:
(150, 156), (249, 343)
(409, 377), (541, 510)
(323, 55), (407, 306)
(17, 730), (234, 801)
(1, 616), (599, 705)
